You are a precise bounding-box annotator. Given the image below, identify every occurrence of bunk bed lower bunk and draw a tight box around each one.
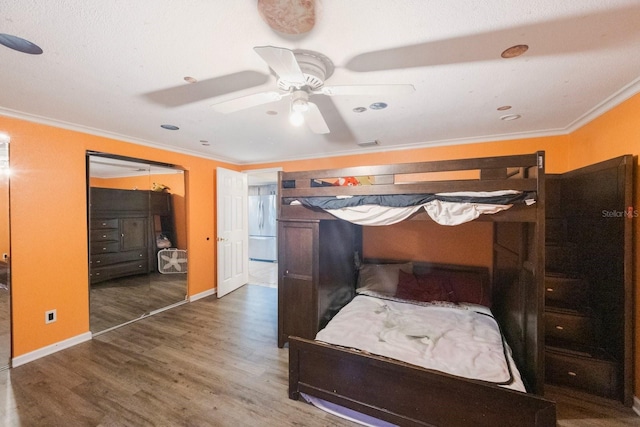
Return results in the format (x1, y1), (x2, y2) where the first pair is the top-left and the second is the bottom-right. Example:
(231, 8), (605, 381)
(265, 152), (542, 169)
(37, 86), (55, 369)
(277, 152), (555, 426)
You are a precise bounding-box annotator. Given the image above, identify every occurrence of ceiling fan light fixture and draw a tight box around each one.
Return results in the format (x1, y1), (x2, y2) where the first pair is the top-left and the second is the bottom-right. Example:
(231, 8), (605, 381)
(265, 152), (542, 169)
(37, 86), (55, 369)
(291, 98), (309, 113)
(289, 110), (305, 126)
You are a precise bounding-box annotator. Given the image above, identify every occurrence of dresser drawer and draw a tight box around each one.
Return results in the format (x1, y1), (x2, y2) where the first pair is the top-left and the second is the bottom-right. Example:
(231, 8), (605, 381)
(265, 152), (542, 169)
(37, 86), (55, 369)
(91, 250), (146, 267)
(546, 348), (618, 398)
(545, 275), (588, 307)
(90, 241), (120, 254)
(90, 228), (120, 242)
(91, 218), (119, 230)
(91, 260), (148, 283)
(545, 309), (596, 345)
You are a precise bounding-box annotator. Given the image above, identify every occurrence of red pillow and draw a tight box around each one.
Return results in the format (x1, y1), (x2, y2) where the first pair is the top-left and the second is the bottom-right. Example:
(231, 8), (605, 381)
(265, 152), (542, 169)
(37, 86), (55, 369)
(395, 270), (455, 303)
(419, 269), (491, 307)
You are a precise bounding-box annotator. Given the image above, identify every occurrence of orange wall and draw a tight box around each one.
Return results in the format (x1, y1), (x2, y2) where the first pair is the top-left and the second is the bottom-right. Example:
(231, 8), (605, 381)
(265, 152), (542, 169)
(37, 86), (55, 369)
(1, 115), (236, 357)
(567, 93), (640, 398)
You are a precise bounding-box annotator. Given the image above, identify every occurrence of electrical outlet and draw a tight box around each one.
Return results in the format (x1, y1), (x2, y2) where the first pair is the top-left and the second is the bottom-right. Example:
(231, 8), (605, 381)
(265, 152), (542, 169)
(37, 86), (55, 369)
(45, 309), (57, 324)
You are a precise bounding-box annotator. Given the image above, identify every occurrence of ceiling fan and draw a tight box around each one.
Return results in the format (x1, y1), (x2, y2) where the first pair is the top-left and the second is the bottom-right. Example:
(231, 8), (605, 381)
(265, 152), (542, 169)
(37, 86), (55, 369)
(210, 46), (415, 134)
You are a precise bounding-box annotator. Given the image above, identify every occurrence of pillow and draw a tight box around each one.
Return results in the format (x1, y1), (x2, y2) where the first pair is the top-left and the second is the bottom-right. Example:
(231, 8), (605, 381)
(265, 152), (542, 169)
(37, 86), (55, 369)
(356, 262), (413, 296)
(403, 268), (491, 307)
(395, 270), (455, 303)
(440, 270), (491, 307)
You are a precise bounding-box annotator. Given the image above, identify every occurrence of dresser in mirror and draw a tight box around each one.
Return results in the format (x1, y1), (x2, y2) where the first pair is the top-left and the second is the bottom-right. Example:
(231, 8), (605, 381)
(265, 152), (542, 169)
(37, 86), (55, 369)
(87, 153), (187, 334)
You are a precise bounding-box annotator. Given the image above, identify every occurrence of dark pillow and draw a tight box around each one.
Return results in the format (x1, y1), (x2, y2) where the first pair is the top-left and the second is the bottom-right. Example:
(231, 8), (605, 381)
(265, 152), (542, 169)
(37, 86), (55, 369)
(395, 270), (454, 303)
(418, 269), (491, 307)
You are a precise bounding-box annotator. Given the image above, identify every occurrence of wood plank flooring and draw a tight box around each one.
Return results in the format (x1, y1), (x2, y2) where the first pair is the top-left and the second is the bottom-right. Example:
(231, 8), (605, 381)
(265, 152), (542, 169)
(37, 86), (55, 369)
(0, 284), (638, 426)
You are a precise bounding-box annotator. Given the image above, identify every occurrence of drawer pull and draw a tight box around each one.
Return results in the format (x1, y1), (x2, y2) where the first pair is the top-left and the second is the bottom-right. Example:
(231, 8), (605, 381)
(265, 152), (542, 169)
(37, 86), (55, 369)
(95, 272), (101, 276)
(555, 325), (564, 330)
(567, 371), (577, 376)
(102, 247), (107, 251)
(546, 287), (554, 292)
(96, 260), (101, 264)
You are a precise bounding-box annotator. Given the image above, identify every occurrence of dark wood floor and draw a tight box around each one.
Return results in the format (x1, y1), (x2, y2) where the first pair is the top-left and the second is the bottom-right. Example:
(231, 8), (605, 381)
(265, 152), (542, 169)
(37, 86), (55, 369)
(0, 284), (638, 426)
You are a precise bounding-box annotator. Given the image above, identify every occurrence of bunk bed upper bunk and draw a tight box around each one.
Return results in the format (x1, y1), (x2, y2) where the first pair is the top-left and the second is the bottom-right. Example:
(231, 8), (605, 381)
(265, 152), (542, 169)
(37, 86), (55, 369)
(278, 151), (545, 225)
(277, 152), (551, 426)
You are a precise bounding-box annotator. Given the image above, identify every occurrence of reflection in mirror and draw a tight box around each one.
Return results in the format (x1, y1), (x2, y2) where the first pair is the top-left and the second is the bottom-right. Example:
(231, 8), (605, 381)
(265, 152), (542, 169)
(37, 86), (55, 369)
(88, 154), (187, 334)
(0, 136), (10, 368)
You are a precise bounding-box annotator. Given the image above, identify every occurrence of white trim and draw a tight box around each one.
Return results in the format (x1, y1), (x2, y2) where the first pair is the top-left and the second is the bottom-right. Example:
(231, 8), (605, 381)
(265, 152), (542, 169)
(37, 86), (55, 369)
(11, 332), (92, 368)
(633, 396), (640, 417)
(189, 287), (217, 302)
(565, 76), (640, 133)
(0, 107), (237, 164)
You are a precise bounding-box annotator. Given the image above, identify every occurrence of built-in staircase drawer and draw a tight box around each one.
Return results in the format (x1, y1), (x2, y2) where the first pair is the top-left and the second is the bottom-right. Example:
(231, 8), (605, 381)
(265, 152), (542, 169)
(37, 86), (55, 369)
(545, 308), (596, 346)
(546, 347), (618, 399)
(545, 275), (588, 307)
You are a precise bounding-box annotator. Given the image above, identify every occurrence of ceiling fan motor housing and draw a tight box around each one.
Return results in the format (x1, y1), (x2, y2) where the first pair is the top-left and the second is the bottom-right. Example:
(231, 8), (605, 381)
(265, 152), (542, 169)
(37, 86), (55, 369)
(277, 49), (335, 91)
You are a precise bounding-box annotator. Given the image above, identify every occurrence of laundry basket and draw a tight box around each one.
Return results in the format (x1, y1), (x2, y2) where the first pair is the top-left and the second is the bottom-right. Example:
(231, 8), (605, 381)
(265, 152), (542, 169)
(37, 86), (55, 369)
(157, 248), (187, 274)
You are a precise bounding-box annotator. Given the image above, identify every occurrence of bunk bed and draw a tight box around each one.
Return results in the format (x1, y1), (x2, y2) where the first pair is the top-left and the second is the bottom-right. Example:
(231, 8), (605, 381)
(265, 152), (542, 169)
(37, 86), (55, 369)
(277, 152), (556, 426)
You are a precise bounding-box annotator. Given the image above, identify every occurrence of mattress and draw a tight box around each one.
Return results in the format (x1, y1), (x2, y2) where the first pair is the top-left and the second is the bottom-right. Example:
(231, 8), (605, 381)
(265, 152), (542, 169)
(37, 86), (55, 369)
(315, 294), (526, 392)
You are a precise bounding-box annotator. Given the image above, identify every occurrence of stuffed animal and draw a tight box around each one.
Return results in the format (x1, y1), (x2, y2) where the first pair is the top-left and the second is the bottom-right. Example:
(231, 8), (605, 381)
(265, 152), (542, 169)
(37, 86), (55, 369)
(151, 182), (170, 192)
(333, 176), (360, 186)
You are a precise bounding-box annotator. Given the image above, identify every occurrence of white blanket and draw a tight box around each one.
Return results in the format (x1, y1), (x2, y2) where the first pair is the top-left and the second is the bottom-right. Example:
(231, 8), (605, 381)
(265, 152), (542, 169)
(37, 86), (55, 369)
(315, 295), (525, 392)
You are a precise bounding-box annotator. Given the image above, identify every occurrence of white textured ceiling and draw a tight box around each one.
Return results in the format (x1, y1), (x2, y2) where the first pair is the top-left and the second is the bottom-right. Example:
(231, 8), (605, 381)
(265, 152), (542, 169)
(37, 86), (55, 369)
(2, 1), (640, 165)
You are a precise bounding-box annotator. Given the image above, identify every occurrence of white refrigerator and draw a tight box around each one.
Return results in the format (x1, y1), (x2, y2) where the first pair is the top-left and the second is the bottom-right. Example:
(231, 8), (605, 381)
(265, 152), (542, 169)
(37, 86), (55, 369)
(248, 194), (277, 262)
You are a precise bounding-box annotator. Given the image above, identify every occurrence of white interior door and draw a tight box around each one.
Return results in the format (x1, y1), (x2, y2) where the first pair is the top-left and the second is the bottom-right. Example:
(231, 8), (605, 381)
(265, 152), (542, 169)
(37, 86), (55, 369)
(216, 167), (248, 298)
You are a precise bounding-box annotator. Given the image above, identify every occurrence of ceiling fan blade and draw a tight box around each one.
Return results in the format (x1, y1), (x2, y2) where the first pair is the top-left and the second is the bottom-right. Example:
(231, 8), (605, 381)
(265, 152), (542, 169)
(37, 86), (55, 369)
(305, 102), (330, 134)
(143, 70), (270, 107)
(254, 46), (307, 87)
(317, 84), (415, 96)
(211, 91), (284, 114)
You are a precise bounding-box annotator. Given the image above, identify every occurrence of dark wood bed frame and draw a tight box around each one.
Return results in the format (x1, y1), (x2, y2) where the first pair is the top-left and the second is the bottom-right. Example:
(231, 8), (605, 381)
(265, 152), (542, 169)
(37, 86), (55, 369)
(278, 152), (556, 426)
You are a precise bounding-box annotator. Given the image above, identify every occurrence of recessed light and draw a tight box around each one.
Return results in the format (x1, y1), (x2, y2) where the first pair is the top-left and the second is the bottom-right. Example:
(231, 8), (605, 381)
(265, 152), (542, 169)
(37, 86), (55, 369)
(501, 44), (528, 59)
(500, 114), (521, 121)
(497, 105), (512, 111)
(0, 33), (43, 54)
(161, 124), (179, 130)
(369, 102), (388, 110)
(353, 107), (367, 113)
(184, 76), (198, 83)
(266, 110), (278, 115)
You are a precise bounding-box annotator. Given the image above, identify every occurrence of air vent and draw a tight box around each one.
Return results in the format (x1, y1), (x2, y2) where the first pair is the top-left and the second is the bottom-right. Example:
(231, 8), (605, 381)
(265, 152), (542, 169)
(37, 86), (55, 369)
(358, 140), (380, 147)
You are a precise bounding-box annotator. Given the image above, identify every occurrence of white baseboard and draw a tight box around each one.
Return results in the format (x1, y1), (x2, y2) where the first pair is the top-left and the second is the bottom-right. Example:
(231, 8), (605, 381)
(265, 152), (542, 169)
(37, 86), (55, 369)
(189, 287), (217, 302)
(633, 396), (640, 417)
(12, 331), (92, 368)
(11, 291), (213, 368)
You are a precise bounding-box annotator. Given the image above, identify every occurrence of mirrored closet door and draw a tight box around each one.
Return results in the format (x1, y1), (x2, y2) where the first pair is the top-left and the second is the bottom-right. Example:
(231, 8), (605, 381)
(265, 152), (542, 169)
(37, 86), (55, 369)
(87, 153), (187, 334)
(0, 137), (11, 368)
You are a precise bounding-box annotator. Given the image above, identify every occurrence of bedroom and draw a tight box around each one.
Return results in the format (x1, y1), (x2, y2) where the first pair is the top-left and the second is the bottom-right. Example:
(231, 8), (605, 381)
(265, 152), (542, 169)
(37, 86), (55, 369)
(1, 1), (640, 425)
